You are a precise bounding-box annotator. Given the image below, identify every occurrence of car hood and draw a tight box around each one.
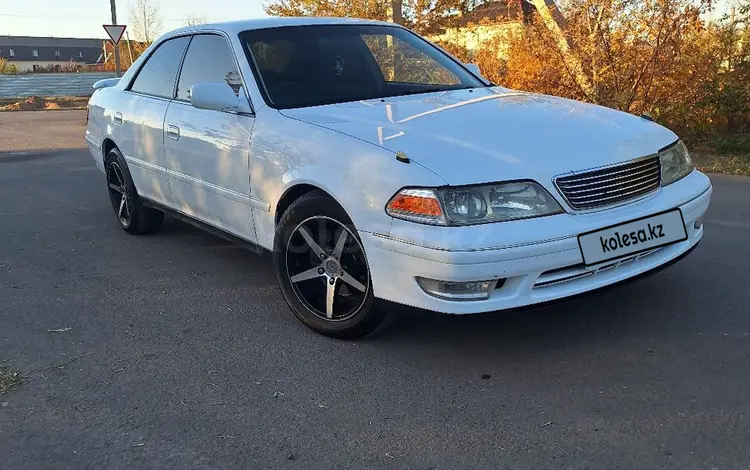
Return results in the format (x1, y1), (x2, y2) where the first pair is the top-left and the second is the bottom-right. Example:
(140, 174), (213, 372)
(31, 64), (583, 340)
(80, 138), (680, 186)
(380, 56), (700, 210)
(280, 87), (677, 186)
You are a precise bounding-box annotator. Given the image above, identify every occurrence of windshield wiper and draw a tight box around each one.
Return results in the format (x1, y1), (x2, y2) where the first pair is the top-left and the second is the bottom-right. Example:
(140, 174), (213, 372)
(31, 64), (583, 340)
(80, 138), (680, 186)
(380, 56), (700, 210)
(399, 89), (438, 97)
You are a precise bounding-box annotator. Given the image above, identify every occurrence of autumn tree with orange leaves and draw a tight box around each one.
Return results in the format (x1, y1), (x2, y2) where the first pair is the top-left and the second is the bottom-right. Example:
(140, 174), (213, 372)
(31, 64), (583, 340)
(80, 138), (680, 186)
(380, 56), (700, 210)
(265, 0), (749, 140)
(475, 0), (749, 136)
(264, 0), (490, 34)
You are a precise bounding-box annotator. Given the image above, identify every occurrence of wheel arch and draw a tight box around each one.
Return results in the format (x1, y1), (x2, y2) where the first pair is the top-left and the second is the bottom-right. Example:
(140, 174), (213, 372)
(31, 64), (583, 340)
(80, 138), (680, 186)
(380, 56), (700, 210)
(102, 138), (118, 163)
(275, 183), (345, 225)
(102, 139), (141, 195)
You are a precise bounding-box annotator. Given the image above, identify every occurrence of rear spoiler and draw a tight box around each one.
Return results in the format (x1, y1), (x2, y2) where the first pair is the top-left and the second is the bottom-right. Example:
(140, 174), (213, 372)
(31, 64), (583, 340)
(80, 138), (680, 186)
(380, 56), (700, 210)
(93, 78), (120, 90)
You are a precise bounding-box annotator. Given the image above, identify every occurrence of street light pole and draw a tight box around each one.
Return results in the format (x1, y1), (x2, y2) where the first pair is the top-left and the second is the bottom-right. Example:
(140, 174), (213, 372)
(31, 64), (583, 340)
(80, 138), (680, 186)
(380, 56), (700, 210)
(109, 0), (122, 77)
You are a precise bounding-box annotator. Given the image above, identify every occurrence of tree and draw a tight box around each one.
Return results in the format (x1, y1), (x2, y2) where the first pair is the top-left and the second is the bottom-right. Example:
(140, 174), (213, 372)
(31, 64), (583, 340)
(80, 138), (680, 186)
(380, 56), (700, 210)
(264, 0), (391, 23)
(402, 0), (488, 34)
(477, 0), (750, 136)
(737, 0), (749, 21)
(184, 14), (208, 27)
(129, 0), (163, 44)
(264, 0), (488, 34)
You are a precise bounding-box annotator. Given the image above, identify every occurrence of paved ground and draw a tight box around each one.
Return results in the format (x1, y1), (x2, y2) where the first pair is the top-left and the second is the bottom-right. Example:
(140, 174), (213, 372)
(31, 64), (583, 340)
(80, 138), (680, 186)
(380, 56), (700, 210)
(0, 110), (87, 153)
(1, 112), (749, 469)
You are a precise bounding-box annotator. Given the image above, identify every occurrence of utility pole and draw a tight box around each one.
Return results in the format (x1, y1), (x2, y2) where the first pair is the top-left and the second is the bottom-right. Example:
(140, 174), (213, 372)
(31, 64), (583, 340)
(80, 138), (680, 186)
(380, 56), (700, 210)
(389, 0), (403, 25)
(385, 1), (403, 81)
(126, 31), (134, 67)
(110, 0), (122, 77)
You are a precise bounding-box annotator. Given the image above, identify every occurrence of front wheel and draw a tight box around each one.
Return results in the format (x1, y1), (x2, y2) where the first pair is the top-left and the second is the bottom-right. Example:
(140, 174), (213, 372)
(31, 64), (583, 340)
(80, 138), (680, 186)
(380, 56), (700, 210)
(273, 191), (384, 339)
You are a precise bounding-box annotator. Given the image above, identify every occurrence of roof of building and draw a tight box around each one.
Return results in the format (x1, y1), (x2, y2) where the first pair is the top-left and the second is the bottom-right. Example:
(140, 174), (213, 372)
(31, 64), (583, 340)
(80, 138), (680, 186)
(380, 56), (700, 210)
(0, 35), (104, 48)
(0, 36), (104, 63)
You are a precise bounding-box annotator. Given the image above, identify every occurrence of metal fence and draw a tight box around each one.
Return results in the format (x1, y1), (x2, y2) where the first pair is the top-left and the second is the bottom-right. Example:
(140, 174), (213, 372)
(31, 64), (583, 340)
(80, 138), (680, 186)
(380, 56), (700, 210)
(0, 73), (117, 98)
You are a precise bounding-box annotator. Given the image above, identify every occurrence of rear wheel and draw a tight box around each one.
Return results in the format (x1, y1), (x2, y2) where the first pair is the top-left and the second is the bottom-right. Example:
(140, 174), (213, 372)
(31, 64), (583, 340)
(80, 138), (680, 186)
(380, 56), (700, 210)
(274, 191), (383, 339)
(105, 148), (163, 235)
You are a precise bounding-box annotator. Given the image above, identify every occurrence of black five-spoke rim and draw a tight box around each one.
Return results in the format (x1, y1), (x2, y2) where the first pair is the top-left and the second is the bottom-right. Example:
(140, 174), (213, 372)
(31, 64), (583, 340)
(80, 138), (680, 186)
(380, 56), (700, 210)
(107, 162), (132, 226)
(285, 216), (369, 321)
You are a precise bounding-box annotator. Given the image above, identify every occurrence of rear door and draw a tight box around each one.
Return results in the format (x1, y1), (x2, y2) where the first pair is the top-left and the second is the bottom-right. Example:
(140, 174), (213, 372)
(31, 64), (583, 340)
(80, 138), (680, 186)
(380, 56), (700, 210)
(163, 34), (257, 242)
(116, 36), (190, 205)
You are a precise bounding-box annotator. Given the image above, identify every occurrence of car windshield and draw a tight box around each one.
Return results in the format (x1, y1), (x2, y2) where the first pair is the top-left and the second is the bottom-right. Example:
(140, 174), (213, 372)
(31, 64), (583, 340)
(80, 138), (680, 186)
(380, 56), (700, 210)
(240, 24), (486, 109)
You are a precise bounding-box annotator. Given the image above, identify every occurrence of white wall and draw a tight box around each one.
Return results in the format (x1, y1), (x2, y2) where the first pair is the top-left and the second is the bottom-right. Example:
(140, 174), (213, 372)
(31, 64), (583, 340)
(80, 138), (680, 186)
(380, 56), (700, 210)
(431, 23), (522, 59)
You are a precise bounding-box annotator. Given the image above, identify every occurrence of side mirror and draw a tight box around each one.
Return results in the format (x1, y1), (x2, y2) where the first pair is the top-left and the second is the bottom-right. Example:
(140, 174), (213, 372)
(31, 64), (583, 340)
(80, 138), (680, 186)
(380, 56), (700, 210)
(190, 82), (251, 113)
(93, 77), (120, 90)
(464, 63), (484, 79)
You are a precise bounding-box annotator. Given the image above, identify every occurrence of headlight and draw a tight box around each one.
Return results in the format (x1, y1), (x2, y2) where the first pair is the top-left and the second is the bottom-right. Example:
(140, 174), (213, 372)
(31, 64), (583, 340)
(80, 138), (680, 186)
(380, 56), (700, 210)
(385, 181), (562, 226)
(660, 140), (693, 186)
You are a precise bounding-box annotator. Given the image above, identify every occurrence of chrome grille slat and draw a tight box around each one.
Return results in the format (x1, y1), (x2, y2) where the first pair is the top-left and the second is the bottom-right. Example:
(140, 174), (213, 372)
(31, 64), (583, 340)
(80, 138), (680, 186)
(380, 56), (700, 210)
(565, 175), (660, 201)
(562, 171), (660, 195)
(558, 158), (658, 184)
(557, 162), (660, 190)
(564, 180), (660, 205)
(555, 156), (661, 209)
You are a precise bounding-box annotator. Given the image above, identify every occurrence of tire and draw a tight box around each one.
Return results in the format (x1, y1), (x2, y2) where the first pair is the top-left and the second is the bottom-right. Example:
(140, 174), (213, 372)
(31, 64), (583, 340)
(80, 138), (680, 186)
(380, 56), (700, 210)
(104, 147), (164, 235)
(273, 190), (384, 339)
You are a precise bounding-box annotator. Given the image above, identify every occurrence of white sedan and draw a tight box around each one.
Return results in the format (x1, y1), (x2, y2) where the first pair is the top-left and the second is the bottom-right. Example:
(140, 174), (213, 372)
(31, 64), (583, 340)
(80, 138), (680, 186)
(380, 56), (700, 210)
(86, 17), (712, 338)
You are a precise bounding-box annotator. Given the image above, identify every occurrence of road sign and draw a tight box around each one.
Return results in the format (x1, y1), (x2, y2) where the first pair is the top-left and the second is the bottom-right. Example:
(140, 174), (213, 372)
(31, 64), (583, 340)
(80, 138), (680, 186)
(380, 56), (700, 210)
(103, 25), (127, 45)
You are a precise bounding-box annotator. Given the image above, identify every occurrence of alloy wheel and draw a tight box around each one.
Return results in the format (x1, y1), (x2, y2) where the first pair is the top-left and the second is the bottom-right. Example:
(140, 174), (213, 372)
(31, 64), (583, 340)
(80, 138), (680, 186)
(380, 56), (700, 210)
(107, 162), (132, 226)
(285, 216), (369, 321)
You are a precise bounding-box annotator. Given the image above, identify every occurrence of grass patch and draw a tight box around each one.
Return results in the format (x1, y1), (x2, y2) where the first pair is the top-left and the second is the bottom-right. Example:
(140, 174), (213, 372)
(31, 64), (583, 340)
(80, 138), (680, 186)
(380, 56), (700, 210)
(692, 152), (750, 175)
(0, 364), (23, 395)
(688, 134), (750, 176)
(714, 139), (750, 155)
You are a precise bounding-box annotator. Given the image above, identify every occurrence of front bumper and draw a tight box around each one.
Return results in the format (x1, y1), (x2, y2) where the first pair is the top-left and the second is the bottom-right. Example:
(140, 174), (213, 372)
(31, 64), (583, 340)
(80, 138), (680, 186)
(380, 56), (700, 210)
(362, 170), (712, 314)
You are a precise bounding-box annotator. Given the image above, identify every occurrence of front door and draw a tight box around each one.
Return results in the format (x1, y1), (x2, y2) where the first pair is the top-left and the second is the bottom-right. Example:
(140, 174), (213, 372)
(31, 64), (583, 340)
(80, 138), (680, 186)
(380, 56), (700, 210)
(163, 34), (257, 242)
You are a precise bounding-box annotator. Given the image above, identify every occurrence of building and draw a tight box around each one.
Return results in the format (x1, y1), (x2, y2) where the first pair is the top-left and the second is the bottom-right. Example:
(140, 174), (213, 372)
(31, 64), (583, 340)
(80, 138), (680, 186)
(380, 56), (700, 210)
(431, 0), (537, 59)
(0, 36), (104, 72)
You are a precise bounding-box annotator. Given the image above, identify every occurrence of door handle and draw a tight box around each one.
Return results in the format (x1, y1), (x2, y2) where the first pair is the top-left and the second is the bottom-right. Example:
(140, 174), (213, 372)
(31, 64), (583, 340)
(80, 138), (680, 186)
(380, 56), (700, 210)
(113, 111), (123, 125)
(167, 124), (180, 141)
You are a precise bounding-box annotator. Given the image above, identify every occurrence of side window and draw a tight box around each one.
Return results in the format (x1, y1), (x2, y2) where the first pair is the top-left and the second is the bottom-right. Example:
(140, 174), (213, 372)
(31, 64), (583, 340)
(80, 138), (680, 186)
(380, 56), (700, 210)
(176, 35), (243, 101)
(130, 36), (190, 98)
(362, 34), (460, 86)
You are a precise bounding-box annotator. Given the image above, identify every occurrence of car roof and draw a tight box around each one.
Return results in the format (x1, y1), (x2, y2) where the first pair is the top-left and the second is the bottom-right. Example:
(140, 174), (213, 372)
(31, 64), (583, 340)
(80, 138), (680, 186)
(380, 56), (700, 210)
(164, 17), (399, 38)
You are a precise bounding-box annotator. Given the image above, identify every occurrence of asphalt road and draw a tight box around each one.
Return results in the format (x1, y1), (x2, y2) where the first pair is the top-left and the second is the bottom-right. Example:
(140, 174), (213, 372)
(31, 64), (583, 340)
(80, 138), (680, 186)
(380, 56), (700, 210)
(1, 112), (749, 469)
(0, 110), (86, 153)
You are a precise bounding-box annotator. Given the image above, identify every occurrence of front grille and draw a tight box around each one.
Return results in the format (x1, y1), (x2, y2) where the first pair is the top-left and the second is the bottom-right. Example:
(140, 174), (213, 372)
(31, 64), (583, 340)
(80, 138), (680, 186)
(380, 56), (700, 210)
(555, 156), (661, 210)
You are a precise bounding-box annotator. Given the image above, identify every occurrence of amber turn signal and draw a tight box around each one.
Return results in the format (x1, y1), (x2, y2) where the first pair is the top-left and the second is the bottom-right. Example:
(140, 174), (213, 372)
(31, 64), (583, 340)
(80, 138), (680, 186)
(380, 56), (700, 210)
(385, 189), (446, 225)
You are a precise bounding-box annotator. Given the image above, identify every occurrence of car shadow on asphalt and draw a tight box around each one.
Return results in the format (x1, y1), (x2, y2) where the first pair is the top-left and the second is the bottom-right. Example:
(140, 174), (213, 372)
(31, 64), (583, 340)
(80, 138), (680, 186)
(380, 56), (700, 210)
(375, 291), (656, 348)
(152, 215), (698, 352)
(369, 259), (700, 353)
(0, 148), (88, 162)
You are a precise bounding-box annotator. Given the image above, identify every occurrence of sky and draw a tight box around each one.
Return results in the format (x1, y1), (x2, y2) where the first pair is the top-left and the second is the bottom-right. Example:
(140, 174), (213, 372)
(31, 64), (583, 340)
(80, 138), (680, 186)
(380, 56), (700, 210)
(0, 0), (269, 38)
